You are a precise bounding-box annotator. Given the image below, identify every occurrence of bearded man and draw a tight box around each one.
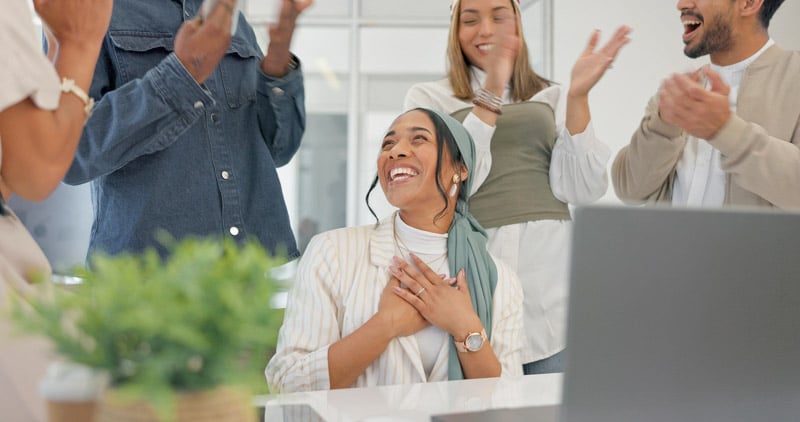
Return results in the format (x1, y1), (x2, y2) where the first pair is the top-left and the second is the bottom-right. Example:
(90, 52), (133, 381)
(612, 0), (800, 209)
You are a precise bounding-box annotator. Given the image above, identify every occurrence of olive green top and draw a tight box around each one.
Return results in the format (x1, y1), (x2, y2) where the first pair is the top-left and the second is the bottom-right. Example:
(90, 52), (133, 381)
(452, 102), (570, 229)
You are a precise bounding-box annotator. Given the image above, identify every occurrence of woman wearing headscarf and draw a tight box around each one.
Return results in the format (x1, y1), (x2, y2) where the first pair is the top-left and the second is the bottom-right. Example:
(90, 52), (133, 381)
(266, 108), (523, 392)
(404, 0), (630, 374)
(0, 0), (112, 420)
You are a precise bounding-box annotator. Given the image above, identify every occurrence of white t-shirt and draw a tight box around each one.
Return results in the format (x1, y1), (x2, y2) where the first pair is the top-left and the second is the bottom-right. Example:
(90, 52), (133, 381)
(0, 2), (61, 421)
(0, 0), (60, 114)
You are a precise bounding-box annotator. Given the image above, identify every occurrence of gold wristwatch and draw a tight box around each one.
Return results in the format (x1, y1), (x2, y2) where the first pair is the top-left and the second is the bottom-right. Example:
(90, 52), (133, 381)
(455, 329), (487, 353)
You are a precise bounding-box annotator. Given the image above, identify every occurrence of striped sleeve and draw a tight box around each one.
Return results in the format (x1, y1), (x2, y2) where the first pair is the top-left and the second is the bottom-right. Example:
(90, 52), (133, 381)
(265, 233), (342, 392)
(490, 257), (524, 377)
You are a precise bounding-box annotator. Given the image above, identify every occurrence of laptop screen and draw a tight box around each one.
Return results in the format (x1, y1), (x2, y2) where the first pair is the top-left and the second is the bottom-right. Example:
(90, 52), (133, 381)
(561, 206), (800, 422)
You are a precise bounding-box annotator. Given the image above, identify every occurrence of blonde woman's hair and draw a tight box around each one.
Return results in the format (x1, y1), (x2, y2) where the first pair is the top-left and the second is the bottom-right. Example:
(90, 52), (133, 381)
(447, 0), (551, 102)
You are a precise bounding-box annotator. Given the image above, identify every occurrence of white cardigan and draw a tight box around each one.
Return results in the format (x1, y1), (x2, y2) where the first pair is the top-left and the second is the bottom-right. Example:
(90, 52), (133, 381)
(265, 217), (524, 393)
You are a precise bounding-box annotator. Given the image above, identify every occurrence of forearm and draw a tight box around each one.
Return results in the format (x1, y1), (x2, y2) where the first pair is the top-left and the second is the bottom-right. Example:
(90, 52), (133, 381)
(458, 344), (502, 379)
(549, 124), (611, 204)
(565, 93), (590, 136)
(257, 67), (305, 166)
(712, 115), (800, 209)
(327, 313), (394, 389)
(612, 96), (684, 202)
(65, 54), (211, 184)
(0, 41), (102, 200)
(451, 316), (502, 379)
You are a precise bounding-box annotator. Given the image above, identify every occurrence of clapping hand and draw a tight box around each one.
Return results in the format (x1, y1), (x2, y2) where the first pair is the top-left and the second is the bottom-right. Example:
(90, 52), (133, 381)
(174, 0), (238, 84)
(262, 0), (314, 77)
(34, 0), (112, 51)
(569, 26), (632, 98)
(658, 66), (732, 140)
(390, 255), (482, 338)
(378, 276), (429, 338)
(482, 13), (520, 95)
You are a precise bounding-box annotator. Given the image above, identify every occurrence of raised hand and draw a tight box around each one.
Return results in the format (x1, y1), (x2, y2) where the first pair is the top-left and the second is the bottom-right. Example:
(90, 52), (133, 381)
(658, 66), (731, 140)
(174, 0), (238, 84)
(482, 14), (519, 96)
(390, 255), (482, 338)
(569, 26), (632, 98)
(34, 0), (112, 51)
(262, 0), (314, 77)
(378, 276), (429, 338)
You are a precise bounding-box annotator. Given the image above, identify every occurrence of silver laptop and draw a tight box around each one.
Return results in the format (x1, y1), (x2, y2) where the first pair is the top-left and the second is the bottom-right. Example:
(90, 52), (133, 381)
(433, 205), (800, 422)
(561, 205), (800, 422)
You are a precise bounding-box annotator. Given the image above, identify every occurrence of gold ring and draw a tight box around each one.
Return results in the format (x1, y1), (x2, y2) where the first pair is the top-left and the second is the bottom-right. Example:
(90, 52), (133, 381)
(415, 288), (425, 297)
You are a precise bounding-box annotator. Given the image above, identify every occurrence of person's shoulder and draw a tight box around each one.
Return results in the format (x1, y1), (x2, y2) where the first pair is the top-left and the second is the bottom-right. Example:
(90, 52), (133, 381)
(528, 83), (563, 110)
(307, 224), (374, 248)
(407, 77), (452, 97)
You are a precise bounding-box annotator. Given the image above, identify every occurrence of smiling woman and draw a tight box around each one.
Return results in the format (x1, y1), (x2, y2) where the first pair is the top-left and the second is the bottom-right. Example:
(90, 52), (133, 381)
(265, 108), (524, 393)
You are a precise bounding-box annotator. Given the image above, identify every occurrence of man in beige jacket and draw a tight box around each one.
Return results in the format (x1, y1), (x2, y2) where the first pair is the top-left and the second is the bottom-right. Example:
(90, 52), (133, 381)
(613, 0), (800, 209)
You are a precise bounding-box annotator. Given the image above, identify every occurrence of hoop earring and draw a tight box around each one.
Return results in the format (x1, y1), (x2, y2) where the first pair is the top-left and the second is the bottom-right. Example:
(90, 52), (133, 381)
(449, 174), (461, 198)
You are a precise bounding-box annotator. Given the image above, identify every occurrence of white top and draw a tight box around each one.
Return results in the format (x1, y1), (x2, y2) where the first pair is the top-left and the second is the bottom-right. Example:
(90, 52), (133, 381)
(393, 213), (448, 379)
(0, 0), (57, 287)
(404, 69), (611, 363)
(0, 3), (61, 422)
(265, 216), (524, 393)
(0, 0), (60, 114)
(672, 39), (775, 207)
(404, 66), (612, 202)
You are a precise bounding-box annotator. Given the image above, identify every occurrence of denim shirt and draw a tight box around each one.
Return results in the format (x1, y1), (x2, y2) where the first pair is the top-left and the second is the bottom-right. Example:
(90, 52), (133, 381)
(64, 0), (304, 259)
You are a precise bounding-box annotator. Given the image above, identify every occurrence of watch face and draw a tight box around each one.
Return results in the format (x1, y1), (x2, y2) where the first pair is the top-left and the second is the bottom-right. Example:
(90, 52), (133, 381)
(466, 333), (484, 351)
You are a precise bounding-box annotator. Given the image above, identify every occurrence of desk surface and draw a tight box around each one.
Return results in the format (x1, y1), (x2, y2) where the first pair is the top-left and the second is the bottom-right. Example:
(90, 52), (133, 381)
(256, 373), (562, 422)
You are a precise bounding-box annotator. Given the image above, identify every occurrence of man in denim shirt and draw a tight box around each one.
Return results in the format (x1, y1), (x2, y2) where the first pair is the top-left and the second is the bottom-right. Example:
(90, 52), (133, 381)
(64, 0), (312, 259)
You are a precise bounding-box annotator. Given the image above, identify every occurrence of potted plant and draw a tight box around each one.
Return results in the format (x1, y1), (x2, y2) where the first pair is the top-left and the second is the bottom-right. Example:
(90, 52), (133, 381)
(12, 236), (287, 422)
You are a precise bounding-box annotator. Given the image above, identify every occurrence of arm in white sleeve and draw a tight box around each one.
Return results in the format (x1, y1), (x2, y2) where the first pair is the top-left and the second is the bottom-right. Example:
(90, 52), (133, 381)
(265, 234), (341, 393)
(461, 113), (495, 196)
(491, 258), (524, 377)
(543, 85), (612, 204)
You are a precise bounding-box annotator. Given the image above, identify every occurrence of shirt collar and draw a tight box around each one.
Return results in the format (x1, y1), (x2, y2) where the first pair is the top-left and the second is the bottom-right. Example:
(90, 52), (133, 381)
(710, 39), (775, 87)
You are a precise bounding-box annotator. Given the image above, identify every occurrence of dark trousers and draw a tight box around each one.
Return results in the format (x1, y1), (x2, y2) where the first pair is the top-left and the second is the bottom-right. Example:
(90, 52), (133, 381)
(523, 349), (565, 375)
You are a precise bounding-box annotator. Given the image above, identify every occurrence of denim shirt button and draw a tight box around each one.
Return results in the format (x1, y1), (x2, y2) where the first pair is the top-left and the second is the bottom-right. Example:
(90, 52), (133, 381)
(229, 226), (240, 236)
(272, 87), (284, 96)
(221, 171), (230, 180)
(211, 113), (220, 123)
(193, 101), (204, 109)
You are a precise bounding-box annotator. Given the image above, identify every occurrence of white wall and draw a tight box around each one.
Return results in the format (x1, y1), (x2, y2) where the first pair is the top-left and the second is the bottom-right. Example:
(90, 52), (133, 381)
(552, 0), (800, 203)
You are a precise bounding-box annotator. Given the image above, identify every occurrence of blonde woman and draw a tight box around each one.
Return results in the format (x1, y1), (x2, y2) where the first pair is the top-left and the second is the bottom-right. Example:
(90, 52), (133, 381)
(404, 0), (630, 374)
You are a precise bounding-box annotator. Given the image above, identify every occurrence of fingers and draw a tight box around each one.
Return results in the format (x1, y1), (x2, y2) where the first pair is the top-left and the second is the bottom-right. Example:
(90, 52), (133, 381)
(601, 25), (632, 59)
(390, 256), (433, 290)
(292, 0), (315, 13)
(703, 67), (730, 96)
(581, 29), (600, 57)
(408, 254), (444, 285)
(182, 17), (202, 36)
(205, 0), (236, 22)
(391, 284), (426, 309)
(203, 0), (237, 29)
(454, 269), (468, 293)
(663, 73), (705, 102)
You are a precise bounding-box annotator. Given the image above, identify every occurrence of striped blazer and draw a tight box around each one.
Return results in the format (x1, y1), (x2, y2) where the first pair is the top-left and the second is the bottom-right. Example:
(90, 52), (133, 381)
(266, 216), (524, 392)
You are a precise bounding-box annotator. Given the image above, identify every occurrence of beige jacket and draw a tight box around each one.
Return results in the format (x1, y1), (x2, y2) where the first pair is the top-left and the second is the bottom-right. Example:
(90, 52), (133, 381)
(612, 45), (800, 209)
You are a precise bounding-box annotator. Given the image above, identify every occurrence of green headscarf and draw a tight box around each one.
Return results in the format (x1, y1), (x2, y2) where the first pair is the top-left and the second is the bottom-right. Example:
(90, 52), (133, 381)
(421, 108), (499, 380)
